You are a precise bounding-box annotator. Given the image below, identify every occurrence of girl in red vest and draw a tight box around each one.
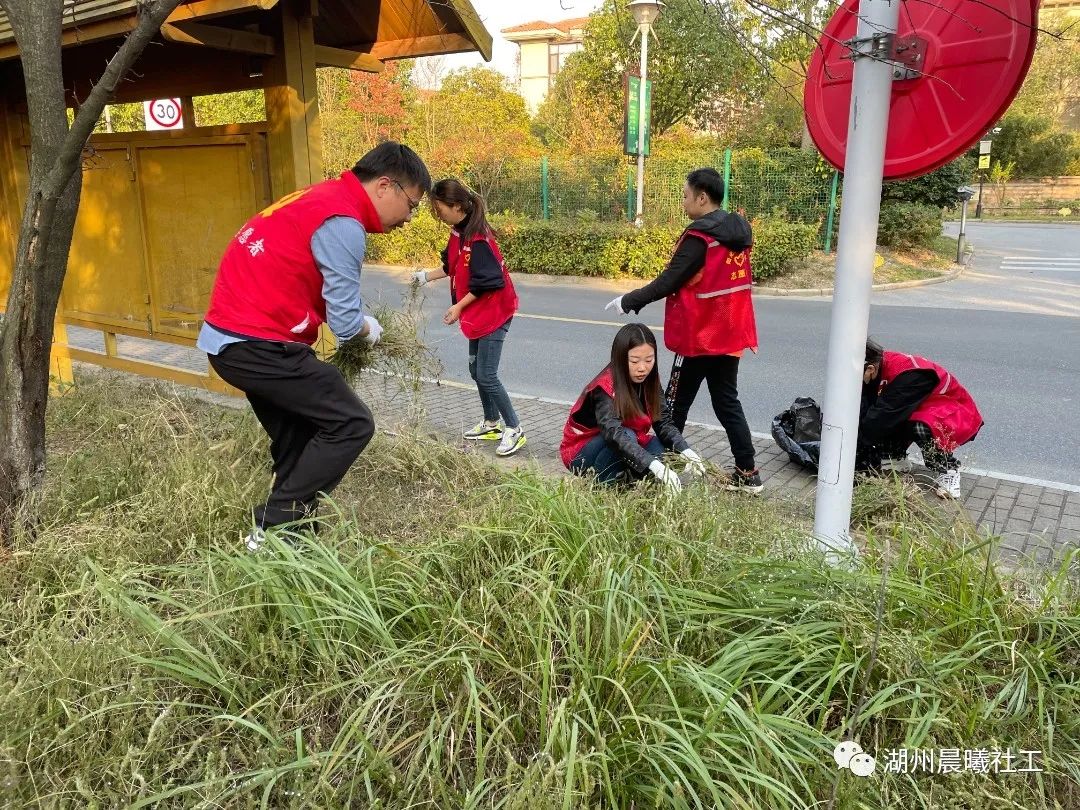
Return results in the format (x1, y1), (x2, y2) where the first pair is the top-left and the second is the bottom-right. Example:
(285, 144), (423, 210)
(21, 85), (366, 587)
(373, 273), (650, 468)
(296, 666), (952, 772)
(413, 179), (526, 457)
(860, 339), (984, 499)
(561, 324), (705, 491)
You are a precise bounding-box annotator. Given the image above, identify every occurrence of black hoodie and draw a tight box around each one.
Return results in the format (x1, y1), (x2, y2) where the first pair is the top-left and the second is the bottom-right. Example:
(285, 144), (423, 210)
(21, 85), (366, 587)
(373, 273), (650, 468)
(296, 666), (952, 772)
(621, 209), (753, 314)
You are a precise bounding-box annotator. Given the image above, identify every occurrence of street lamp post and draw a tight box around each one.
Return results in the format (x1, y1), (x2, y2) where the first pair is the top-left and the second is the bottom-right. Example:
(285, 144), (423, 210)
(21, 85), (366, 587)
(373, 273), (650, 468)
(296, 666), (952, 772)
(630, 0), (662, 227)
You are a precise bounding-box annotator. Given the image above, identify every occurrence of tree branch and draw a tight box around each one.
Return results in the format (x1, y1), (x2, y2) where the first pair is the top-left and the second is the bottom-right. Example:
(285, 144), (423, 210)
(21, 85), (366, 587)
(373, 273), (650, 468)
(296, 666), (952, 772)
(46, 0), (184, 199)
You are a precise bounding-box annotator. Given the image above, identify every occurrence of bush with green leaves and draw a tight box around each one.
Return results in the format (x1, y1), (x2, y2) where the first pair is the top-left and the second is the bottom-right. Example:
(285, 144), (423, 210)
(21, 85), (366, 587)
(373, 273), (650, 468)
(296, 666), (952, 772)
(369, 212), (817, 281)
(877, 202), (943, 250)
(882, 156), (975, 209)
(750, 218), (820, 280)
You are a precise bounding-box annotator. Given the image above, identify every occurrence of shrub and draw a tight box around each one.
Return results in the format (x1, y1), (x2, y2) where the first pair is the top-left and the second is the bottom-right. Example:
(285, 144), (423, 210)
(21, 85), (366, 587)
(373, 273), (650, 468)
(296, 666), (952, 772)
(369, 211), (820, 281)
(750, 217), (819, 280)
(877, 202), (943, 250)
(367, 206), (445, 267)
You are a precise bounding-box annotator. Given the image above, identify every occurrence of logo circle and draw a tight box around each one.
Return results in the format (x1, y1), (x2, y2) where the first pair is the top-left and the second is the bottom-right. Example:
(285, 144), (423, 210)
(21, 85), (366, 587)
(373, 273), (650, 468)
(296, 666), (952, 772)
(148, 99), (182, 128)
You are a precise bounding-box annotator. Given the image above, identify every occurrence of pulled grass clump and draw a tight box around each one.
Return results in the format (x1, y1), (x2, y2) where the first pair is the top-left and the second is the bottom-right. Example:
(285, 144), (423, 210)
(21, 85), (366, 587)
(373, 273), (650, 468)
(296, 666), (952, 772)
(1, 374), (1078, 808)
(327, 285), (441, 385)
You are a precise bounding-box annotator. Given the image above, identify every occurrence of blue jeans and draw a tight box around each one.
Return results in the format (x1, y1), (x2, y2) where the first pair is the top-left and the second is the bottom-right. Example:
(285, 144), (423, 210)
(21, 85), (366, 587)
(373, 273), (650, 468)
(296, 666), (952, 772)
(469, 318), (519, 429)
(570, 430), (665, 484)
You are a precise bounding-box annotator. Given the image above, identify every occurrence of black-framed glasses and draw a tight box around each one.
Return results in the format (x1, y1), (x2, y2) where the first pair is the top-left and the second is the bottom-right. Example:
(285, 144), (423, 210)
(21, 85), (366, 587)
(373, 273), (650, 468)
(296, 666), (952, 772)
(392, 179), (421, 212)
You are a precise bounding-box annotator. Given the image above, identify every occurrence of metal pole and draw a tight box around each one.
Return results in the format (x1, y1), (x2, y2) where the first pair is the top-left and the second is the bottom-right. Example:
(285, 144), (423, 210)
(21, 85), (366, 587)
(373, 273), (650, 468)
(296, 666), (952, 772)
(823, 170), (840, 254)
(541, 156), (550, 221)
(722, 148), (732, 211)
(812, 0), (902, 560)
(976, 176), (984, 219)
(956, 197), (968, 264)
(634, 23), (649, 227)
(627, 165), (635, 222)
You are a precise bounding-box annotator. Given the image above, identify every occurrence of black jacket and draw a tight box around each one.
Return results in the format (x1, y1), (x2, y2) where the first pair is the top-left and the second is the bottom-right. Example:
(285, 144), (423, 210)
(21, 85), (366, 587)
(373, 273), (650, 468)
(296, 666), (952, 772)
(573, 385), (689, 474)
(859, 369), (939, 443)
(441, 213), (504, 303)
(622, 209), (753, 314)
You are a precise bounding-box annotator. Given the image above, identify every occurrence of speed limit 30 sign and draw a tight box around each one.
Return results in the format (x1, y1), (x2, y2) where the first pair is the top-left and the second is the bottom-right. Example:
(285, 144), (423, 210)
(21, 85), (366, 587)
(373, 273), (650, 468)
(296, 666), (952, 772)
(143, 98), (184, 130)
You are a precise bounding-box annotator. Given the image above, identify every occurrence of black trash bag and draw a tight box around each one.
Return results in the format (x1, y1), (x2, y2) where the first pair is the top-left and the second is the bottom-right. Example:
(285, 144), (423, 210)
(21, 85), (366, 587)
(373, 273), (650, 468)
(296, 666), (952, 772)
(772, 397), (823, 470)
(771, 397), (880, 473)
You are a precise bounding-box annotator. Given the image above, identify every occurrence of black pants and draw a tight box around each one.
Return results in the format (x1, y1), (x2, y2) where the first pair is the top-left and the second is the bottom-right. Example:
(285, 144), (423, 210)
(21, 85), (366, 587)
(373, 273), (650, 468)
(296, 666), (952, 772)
(209, 341), (375, 528)
(665, 353), (757, 472)
(878, 420), (959, 474)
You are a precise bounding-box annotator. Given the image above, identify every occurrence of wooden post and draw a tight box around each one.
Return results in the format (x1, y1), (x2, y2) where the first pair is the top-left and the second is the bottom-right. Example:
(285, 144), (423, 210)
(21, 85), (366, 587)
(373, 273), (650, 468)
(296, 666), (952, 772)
(264, 0), (322, 199)
(49, 321), (74, 394)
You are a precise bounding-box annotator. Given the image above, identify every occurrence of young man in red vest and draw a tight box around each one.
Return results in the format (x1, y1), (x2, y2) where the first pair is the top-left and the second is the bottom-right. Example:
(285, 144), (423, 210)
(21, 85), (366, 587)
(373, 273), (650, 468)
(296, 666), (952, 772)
(605, 168), (763, 493)
(860, 339), (984, 499)
(198, 142), (431, 550)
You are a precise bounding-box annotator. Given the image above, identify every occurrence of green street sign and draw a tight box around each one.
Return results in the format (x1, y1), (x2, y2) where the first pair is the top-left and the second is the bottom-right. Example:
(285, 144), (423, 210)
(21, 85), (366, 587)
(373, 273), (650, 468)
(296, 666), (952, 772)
(624, 75), (652, 157)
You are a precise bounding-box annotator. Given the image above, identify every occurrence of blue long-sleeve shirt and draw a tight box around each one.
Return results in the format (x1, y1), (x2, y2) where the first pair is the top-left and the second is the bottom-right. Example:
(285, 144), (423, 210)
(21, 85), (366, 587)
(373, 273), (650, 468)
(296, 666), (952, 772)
(197, 216), (367, 354)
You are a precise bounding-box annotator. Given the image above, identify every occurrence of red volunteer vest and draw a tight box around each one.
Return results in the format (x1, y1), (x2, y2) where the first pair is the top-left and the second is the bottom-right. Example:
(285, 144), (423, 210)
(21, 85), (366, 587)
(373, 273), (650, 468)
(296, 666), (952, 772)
(879, 351), (984, 451)
(663, 229), (758, 357)
(447, 229), (518, 339)
(204, 172), (383, 345)
(560, 367), (654, 468)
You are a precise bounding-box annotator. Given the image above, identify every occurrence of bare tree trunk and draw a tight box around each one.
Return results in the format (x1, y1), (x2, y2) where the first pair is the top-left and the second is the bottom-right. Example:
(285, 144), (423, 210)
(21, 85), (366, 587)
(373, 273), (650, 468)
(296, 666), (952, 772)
(0, 0), (182, 542)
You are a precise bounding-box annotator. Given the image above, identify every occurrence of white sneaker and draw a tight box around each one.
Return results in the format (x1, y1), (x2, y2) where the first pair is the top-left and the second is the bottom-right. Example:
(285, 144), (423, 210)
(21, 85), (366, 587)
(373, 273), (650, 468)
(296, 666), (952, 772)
(496, 426), (526, 457)
(934, 469), (962, 500)
(244, 527), (267, 553)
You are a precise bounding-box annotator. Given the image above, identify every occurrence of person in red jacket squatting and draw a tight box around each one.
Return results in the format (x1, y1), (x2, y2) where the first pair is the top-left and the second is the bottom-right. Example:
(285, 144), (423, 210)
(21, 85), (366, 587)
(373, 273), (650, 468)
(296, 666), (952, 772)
(561, 323), (706, 492)
(605, 168), (763, 494)
(860, 339), (984, 499)
(413, 178), (526, 457)
(198, 142), (431, 551)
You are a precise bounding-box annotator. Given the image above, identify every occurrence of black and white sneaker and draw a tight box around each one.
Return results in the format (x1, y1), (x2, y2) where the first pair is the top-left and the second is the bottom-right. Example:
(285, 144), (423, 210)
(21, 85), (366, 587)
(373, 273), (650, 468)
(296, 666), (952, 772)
(725, 468), (764, 495)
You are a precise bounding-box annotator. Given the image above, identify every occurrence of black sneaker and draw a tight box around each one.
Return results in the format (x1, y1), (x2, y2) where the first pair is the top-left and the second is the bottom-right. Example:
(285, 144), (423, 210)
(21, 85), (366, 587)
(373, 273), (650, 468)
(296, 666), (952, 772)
(725, 468), (764, 495)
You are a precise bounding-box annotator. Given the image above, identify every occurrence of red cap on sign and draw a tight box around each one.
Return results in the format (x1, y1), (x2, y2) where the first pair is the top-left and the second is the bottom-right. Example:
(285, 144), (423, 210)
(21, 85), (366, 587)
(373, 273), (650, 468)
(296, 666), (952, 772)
(804, 0), (1037, 180)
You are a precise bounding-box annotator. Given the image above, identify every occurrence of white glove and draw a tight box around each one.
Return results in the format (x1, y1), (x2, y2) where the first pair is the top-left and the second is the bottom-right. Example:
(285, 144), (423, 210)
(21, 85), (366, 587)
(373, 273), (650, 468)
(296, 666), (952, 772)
(361, 315), (383, 345)
(605, 295), (626, 314)
(411, 270), (428, 286)
(681, 448), (706, 477)
(648, 459), (682, 493)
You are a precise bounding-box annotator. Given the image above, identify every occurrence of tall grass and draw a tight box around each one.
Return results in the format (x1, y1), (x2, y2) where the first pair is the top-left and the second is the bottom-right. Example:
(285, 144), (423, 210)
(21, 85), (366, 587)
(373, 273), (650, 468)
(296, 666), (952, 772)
(0, 374), (1077, 808)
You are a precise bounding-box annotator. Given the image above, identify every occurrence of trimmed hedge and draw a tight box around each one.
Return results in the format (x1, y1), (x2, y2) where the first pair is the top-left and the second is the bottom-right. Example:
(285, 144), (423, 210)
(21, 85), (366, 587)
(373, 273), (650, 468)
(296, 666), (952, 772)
(367, 208), (816, 280)
(877, 202), (943, 250)
(747, 219), (819, 281)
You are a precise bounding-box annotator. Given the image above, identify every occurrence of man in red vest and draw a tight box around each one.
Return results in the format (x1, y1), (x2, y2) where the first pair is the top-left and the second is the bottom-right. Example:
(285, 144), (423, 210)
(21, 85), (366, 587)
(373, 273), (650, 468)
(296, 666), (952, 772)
(198, 142), (431, 550)
(605, 168), (762, 493)
(860, 339), (984, 499)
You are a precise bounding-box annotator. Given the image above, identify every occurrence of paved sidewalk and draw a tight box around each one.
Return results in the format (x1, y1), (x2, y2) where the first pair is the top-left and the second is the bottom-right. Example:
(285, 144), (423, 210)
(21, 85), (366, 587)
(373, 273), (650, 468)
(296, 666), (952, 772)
(357, 374), (1080, 569)
(62, 324), (1080, 568)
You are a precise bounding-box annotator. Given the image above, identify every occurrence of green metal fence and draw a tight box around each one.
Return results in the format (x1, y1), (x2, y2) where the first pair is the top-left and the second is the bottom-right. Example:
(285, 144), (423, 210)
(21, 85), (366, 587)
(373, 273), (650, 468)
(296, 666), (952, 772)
(469, 148), (841, 250)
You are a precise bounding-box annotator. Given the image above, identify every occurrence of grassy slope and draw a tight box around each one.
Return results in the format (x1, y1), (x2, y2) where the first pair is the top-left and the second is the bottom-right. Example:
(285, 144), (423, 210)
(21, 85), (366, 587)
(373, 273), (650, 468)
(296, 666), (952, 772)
(765, 237), (960, 290)
(0, 374), (1077, 809)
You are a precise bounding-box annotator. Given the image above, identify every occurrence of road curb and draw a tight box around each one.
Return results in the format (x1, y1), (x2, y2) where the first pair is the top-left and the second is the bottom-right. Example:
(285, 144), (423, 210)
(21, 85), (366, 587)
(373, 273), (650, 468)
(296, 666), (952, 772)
(754, 260), (967, 298)
(370, 255), (971, 298)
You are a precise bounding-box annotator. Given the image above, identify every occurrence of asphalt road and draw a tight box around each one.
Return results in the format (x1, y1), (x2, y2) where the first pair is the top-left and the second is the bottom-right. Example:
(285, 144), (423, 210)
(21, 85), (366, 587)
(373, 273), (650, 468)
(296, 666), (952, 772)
(362, 222), (1079, 486)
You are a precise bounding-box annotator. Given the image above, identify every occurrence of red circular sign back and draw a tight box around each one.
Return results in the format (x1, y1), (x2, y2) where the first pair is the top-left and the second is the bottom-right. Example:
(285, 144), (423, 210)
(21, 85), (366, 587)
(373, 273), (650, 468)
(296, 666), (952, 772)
(804, 0), (1037, 180)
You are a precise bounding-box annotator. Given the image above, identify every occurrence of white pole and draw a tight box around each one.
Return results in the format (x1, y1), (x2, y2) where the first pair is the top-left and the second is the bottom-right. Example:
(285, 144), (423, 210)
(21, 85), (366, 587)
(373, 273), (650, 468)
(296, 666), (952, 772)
(634, 22), (649, 227)
(813, 0), (902, 560)
(957, 198), (968, 264)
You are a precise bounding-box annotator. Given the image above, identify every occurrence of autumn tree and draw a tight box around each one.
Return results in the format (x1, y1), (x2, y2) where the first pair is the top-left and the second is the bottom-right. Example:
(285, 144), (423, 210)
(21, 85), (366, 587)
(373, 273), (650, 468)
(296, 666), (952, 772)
(570, 0), (764, 136)
(0, 0), (182, 539)
(533, 52), (621, 152)
(407, 66), (540, 199)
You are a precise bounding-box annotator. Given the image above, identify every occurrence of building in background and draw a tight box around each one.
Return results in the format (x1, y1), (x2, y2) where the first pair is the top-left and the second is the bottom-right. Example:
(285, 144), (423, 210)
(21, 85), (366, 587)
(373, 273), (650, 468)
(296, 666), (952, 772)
(501, 16), (589, 112)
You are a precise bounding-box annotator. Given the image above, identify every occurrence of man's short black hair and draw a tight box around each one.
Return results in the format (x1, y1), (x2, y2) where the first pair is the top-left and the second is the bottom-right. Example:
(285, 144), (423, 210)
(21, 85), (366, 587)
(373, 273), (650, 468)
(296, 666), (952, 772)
(686, 167), (725, 206)
(352, 141), (431, 193)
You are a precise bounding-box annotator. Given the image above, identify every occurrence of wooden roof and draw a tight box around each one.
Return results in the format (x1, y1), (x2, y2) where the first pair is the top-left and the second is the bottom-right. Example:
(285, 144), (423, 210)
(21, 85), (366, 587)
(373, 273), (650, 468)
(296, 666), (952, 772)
(0, 0), (493, 62)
